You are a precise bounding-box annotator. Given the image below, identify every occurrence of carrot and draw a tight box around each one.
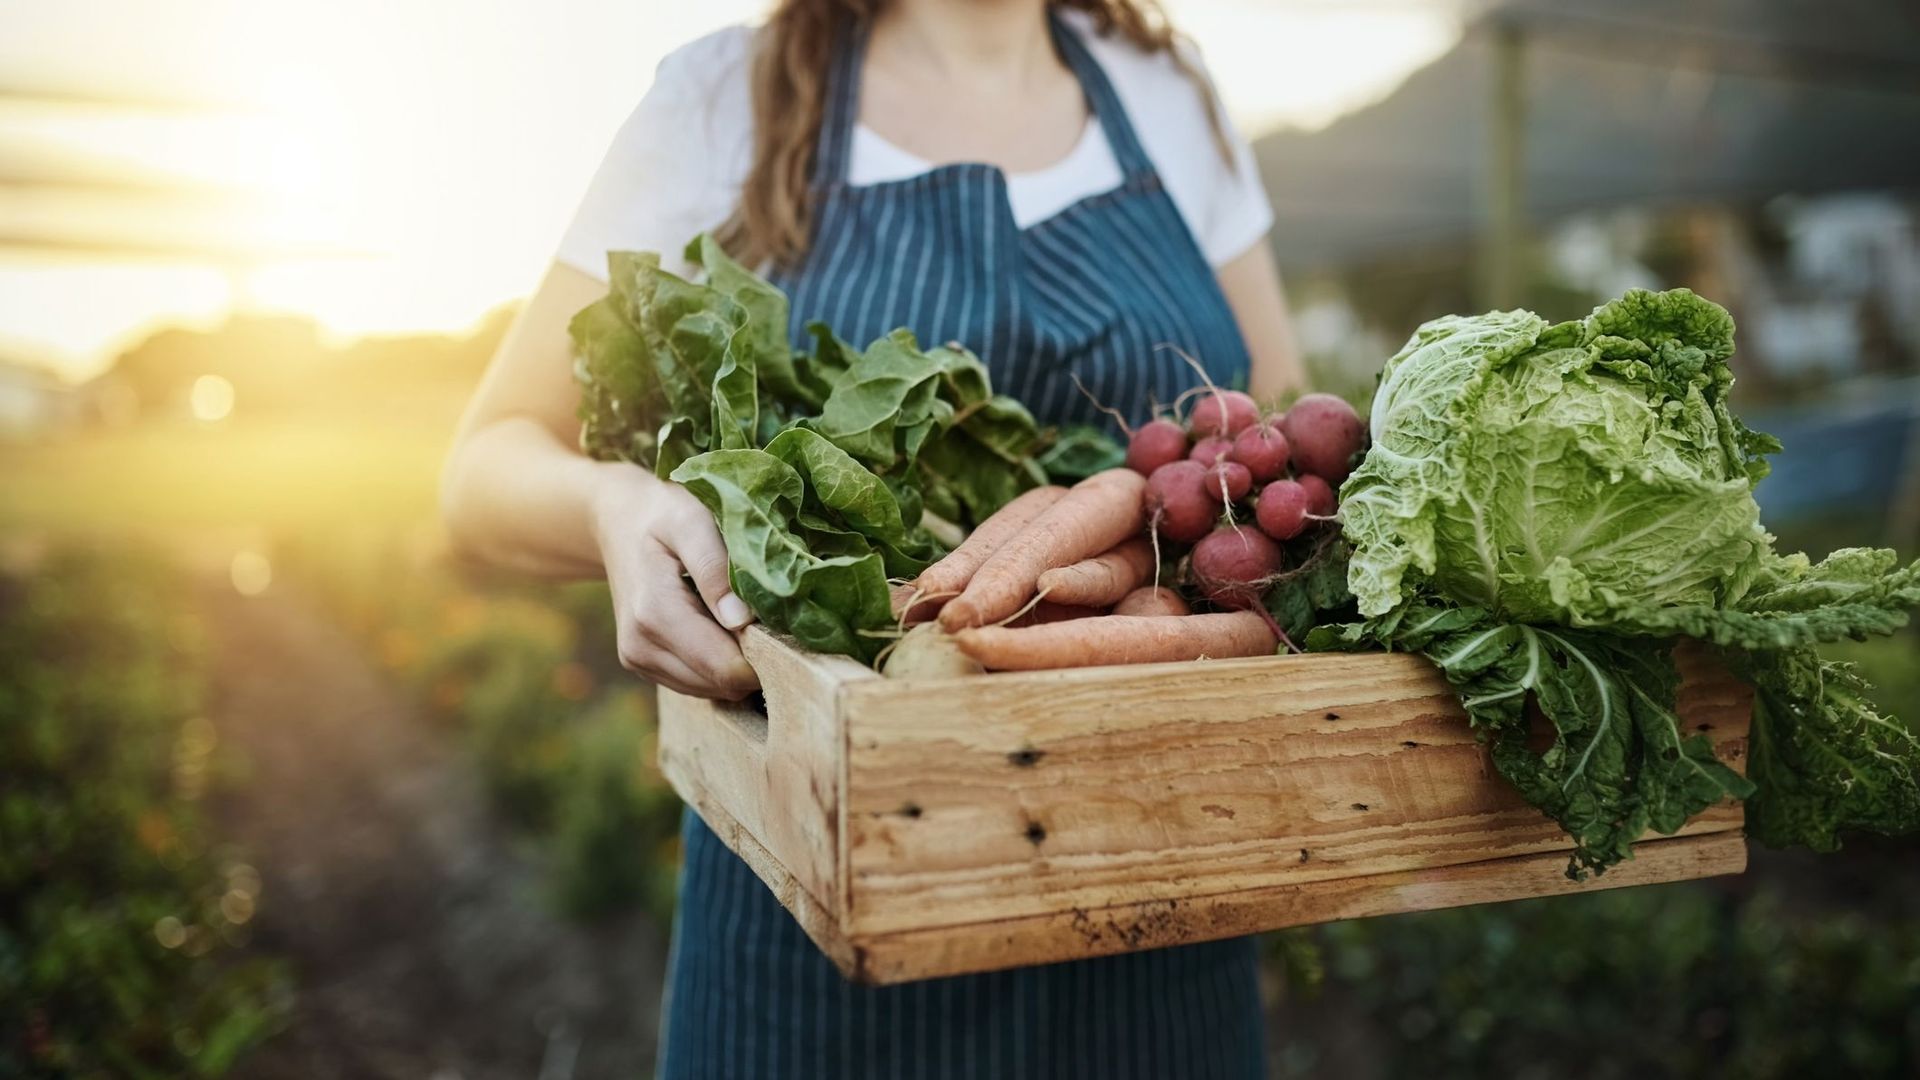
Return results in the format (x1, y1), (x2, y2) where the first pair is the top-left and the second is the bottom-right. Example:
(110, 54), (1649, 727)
(951, 611), (1278, 671)
(1112, 585), (1191, 617)
(909, 485), (1068, 616)
(1035, 537), (1156, 607)
(889, 581), (937, 625)
(1008, 600), (1108, 627)
(938, 469), (1149, 630)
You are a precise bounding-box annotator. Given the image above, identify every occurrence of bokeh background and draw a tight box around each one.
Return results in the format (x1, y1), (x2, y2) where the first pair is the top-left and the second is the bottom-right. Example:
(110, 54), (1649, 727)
(4, 1), (1917, 1076)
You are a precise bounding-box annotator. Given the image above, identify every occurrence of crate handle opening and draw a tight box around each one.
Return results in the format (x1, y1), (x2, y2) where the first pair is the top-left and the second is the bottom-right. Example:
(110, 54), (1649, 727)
(712, 688), (771, 747)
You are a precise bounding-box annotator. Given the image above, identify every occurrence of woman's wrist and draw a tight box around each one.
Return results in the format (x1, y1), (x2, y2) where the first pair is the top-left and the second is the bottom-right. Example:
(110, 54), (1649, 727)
(585, 458), (661, 552)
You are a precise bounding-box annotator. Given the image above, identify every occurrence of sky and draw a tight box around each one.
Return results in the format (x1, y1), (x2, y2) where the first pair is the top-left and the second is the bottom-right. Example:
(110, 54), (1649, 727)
(0, 0), (1459, 380)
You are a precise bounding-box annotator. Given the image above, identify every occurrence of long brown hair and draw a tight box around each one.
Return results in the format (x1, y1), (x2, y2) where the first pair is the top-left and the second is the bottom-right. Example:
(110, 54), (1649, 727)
(716, 0), (1229, 270)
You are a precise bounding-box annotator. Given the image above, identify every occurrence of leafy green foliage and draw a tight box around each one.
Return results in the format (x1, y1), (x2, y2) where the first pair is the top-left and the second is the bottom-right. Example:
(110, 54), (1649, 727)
(0, 550), (290, 1077)
(1035, 425), (1126, 482)
(571, 235), (1058, 660)
(1325, 289), (1920, 873)
(1263, 534), (1358, 640)
(1276, 876), (1920, 1079)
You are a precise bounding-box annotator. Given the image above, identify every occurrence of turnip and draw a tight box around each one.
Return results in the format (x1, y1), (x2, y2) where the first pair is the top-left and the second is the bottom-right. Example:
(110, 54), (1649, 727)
(1188, 435), (1232, 465)
(881, 622), (985, 679)
(1297, 473), (1337, 517)
(1113, 585), (1191, 617)
(1125, 418), (1189, 476)
(1189, 389), (1260, 439)
(1228, 421), (1289, 483)
(1255, 480), (1311, 541)
(1143, 460), (1216, 544)
(1281, 393), (1367, 483)
(1189, 526), (1286, 611)
(1204, 460), (1252, 504)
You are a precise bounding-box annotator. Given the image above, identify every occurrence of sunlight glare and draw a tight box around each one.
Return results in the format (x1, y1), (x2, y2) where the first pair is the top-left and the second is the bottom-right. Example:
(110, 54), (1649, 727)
(190, 374), (236, 421)
(229, 550), (272, 597)
(4, 0), (1459, 378)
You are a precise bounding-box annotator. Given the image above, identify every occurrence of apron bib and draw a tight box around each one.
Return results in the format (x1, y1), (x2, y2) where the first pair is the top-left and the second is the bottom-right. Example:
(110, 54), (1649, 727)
(661, 13), (1264, 1079)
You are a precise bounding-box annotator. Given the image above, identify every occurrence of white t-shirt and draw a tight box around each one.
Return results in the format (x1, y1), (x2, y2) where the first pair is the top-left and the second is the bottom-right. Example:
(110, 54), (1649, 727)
(555, 11), (1273, 280)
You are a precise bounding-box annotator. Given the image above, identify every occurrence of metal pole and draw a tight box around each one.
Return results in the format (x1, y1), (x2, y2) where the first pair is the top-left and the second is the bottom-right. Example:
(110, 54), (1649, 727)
(1478, 21), (1527, 312)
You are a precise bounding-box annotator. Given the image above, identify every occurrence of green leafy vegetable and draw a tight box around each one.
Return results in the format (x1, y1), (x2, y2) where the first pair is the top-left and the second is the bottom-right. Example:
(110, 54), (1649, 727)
(1036, 425), (1127, 482)
(570, 235), (1054, 662)
(1323, 288), (1920, 874)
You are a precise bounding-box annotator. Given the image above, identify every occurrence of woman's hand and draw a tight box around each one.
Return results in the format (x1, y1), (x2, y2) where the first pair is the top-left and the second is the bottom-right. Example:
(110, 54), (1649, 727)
(591, 463), (761, 701)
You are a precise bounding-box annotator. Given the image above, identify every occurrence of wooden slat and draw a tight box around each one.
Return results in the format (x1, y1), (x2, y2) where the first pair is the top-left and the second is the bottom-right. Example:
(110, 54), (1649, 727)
(656, 627), (869, 922)
(838, 644), (1749, 936)
(845, 831), (1749, 985)
(664, 753), (860, 975)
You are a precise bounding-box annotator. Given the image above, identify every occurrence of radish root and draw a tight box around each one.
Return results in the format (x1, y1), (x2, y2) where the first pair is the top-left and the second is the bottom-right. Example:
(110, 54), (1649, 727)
(1157, 344), (1227, 429)
(1069, 374), (1133, 436)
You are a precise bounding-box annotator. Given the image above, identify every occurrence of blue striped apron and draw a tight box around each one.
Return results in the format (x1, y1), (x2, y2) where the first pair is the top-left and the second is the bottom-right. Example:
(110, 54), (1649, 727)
(659, 12), (1264, 1079)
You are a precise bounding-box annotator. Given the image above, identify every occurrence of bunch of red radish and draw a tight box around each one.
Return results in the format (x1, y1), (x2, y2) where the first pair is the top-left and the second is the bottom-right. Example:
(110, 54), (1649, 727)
(880, 387), (1366, 675)
(1129, 388), (1366, 615)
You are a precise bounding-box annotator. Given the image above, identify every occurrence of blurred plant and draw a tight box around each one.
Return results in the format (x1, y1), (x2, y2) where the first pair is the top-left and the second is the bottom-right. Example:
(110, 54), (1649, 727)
(1276, 880), (1920, 1080)
(0, 548), (290, 1077)
(271, 530), (686, 925)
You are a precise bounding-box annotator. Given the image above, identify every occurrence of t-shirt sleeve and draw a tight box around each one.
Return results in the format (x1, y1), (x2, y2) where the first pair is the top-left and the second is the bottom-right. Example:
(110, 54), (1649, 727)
(1180, 41), (1275, 267)
(553, 32), (751, 281)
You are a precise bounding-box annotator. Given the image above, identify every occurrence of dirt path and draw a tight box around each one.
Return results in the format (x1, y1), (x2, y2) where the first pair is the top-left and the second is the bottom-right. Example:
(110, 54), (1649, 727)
(195, 575), (668, 1080)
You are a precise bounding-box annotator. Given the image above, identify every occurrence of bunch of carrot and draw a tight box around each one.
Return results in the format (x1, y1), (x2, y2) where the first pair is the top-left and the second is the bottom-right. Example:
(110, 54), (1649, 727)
(887, 386), (1366, 674)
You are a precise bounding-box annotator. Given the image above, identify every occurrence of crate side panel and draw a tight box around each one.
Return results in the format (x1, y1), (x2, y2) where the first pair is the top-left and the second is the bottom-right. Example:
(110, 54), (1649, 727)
(656, 627), (857, 920)
(842, 649), (1749, 935)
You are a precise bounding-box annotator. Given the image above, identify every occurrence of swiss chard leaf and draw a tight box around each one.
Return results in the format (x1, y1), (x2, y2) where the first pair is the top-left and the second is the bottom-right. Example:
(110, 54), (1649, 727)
(806, 330), (951, 469)
(669, 448), (894, 663)
(1036, 425), (1126, 483)
(763, 428), (938, 577)
(689, 235), (814, 409)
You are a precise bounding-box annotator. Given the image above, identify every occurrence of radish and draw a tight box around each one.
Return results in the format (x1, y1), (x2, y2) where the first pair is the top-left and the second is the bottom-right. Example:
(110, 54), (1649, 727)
(1204, 460), (1252, 503)
(1297, 473), (1337, 517)
(1189, 526), (1286, 611)
(1125, 418), (1189, 476)
(1144, 460), (1216, 544)
(1188, 435), (1232, 465)
(1255, 480), (1311, 541)
(1280, 393), (1367, 483)
(1189, 389), (1260, 439)
(1227, 421), (1289, 483)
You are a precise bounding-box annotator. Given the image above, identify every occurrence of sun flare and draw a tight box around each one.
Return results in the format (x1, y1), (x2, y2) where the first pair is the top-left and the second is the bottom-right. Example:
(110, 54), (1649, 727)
(0, 0), (1459, 380)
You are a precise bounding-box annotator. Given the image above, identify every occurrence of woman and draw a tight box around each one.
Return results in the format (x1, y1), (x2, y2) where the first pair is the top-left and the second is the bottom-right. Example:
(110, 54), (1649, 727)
(443, 0), (1304, 1074)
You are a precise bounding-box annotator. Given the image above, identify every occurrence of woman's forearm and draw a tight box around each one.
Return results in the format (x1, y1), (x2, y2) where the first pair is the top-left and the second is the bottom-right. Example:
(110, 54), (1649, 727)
(440, 415), (638, 580)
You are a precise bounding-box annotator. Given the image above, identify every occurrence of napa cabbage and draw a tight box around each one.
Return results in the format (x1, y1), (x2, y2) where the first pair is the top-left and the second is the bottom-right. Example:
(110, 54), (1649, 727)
(1317, 290), (1920, 876)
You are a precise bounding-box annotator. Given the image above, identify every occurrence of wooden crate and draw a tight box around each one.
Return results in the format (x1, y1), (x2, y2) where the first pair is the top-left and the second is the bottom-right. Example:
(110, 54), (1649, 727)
(657, 626), (1749, 985)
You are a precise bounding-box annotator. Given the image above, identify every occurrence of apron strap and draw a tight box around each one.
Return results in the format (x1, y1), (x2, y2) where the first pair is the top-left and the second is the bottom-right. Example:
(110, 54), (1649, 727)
(814, 15), (868, 188)
(1048, 10), (1157, 181)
